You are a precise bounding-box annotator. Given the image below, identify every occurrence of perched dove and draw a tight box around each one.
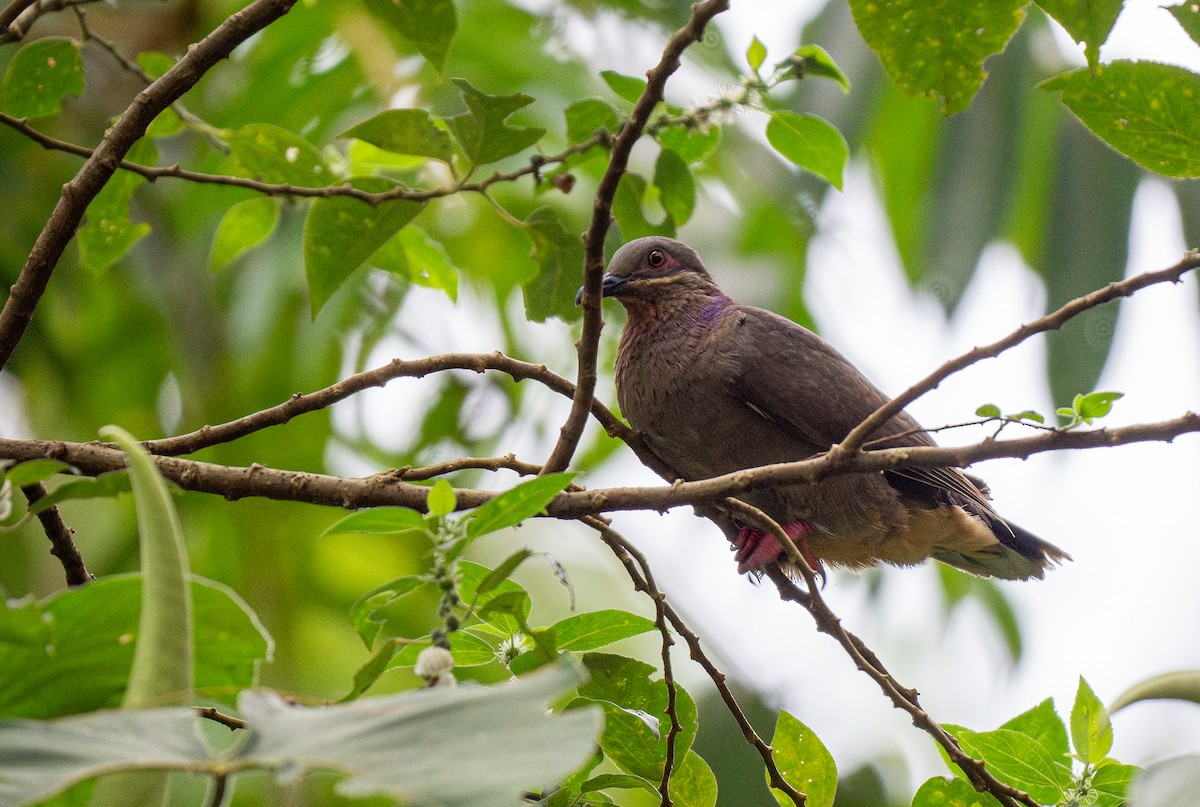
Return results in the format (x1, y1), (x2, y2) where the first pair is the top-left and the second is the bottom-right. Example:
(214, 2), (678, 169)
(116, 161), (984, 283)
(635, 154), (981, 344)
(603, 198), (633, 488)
(587, 236), (1069, 580)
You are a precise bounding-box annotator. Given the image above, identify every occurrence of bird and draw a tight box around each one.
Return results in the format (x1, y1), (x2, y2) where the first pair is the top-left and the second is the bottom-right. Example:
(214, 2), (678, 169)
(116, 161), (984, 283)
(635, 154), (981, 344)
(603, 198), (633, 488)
(583, 236), (1070, 581)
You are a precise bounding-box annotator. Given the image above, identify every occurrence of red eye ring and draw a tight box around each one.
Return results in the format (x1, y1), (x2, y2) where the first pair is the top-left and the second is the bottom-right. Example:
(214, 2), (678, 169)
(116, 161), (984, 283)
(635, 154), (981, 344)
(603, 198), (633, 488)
(647, 250), (666, 268)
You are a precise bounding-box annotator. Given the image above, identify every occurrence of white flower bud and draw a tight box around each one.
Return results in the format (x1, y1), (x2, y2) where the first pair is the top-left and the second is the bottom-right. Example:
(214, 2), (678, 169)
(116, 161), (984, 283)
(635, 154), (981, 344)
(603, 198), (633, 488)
(414, 645), (455, 685)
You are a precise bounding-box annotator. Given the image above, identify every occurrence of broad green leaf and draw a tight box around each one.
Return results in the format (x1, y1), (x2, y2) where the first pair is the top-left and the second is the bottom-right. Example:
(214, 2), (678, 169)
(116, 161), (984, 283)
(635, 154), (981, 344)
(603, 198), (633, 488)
(0, 575), (271, 718)
(99, 426), (193, 709)
(580, 773), (658, 797)
(466, 472), (574, 538)
(0, 596), (51, 647)
(303, 176), (425, 315)
(600, 70), (647, 105)
(1077, 390), (1123, 422)
(476, 549), (535, 595)
(477, 589), (532, 627)
(426, 478), (456, 516)
(0, 663), (601, 807)
(849, 0), (1025, 114)
(321, 506), (429, 538)
(0, 37), (84, 118)
(361, 0), (456, 71)
(396, 226), (458, 300)
(564, 98), (620, 143)
(999, 698), (1069, 761)
(1169, 2), (1200, 47)
(1037, 0), (1122, 66)
(956, 728), (1072, 804)
(789, 44), (850, 93)
(975, 404), (1001, 418)
(654, 148), (696, 224)
(457, 560), (531, 634)
(210, 197), (279, 271)
(446, 78), (545, 166)
(767, 710), (836, 807)
(656, 124), (720, 163)
(26, 471), (132, 515)
(135, 52), (175, 79)
(1042, 62), (1200, 178)
(613, 173), (674, 239)
(577, 653), (699, 783)
(1111, 669), (1200, 713)
(1091, 761), (1138, 806)
(390, 629), (498, 668)
(523, 206), (585, 322)
(341, 638), (408, 701)
(911, 775), (996, 806)
(552, 610), (656, 652)
(747, 36), (767, 73)
(3, 459), (69, 489)
(226, 123), (331, 187)
(339, 108), (453, 163)
(347, 576), (432, 648)
(765, 111), (847, 189)
(77, 139), (155, 273)
(1071, 677), (1113, 764)
(670, 749), (717, 807)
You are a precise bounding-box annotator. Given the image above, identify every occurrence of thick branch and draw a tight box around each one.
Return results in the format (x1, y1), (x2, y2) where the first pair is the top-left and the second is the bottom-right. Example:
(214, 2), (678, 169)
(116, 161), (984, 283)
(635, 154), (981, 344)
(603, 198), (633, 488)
(836, 252), (1200, 455)
(0, 0), (299, 371)
(21, 482), (93, 586)
(542, 0), (731, 473)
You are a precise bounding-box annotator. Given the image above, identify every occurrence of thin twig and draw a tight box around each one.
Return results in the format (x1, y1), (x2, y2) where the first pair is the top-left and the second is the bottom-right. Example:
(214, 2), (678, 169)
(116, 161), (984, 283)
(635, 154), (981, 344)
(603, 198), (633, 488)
(835, 251), (1200, 456)
(0, 0), (302, 372)
(542, 0), (732, 473)
(21, 482), (93, 586)
(195, 705), (246, 731)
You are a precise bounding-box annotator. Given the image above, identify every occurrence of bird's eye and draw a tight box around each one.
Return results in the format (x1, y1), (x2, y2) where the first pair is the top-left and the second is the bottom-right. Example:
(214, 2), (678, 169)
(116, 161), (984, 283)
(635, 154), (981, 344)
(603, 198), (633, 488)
(647, 250), (666, 269)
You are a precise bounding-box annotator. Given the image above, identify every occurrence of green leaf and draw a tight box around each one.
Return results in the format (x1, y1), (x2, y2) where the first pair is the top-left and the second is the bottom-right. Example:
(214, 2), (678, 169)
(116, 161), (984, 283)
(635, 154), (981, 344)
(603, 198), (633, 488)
(226, 123), (332, 187)
(580, 773), (658, 797)
(137, 53), (183, 137)
(1169, 2), (1200, 48)
(341, 638), (408, 701)
(446, 78), (545, 166)
(656, 124), (720, 163)
(767, 710), (836, 807)
(1000, 698), (1069, 761)
(1091, 761), (1139, 806)
(1041, 62), (1200, 178)
(0, 663), (601, 807)
(77, 139), (155, 273)
(911, 775), (996, 806)
(577, 653), (698, 783)
(361, 0), (456, 71)
(26, 471), (131, 515)
(426, 478), (456, 516)
(466, 472), (574, 538)
(746, 36), (767, 73)
(210, 197), (279, 271)
(654, 148), (696, 225)
(1071, 676), (1113, 764)
(347, 576), (431, 648)
(3, 459), (69, 489)
(552, 610), (657, 652)
(670, 749), (717, 807)
(765, 111), (848, 189)
(0, 574), (271, 719)
(600, 70), (647, 105)
(322, 507), (430, 538)
(1077, 390), (1123, 422)
(1110, 669), (1200, 713)
(477, 589), (532, 627)
(395, 226), (458, 300)
(1008, 410), (1045, 424)
(849, 0), (1025, 114)
(303, 175), (425, 315)
(955, 728), (1072, 804)
(613, 172), (674, 239)
(0, 37), (84, 118)
(457, 561), (532, 634)
(975, 404), (1001, 418)
(789, 44), (850, 93)
(565, 98), (620, 144)
(339, 108), (453, 163)
(1037, 0), (1122, 67)
(475, 549), (535, 595)
(523, 206), (585, 322)
(99, 426), (193, 709)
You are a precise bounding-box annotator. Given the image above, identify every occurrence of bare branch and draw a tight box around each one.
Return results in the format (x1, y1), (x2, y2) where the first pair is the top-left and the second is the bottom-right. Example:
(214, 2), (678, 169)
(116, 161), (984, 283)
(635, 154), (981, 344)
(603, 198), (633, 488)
(0, 0), (301, 372)
(21, 482), (93, 586)
(195, 705), (246, 731)
(836, 252), (1200, 456)
(542, 0), (731, 474)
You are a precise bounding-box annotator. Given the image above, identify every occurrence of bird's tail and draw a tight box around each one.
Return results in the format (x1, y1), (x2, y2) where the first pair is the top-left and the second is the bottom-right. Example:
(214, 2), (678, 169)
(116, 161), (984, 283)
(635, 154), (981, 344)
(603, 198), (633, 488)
(935, 517), (1071, 581)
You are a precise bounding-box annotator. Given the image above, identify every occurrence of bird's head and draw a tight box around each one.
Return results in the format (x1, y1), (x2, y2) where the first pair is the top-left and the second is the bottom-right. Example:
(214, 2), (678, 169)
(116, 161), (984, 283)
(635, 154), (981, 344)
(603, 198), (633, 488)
(575, 237), (718, 307)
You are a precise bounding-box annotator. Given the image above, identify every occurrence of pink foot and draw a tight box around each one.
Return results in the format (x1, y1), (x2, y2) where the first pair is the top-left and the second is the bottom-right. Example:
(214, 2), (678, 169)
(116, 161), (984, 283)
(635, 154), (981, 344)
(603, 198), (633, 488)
(732, 520), (823, 579)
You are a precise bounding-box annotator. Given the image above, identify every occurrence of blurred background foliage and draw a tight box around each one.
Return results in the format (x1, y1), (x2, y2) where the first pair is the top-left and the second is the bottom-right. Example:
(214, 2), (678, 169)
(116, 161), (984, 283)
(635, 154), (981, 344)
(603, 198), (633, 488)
(2, 0), (1198, 804)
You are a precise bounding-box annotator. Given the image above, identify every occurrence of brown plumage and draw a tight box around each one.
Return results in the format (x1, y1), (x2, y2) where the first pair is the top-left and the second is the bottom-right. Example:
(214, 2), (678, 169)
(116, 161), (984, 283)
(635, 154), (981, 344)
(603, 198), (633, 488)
(592, 236), (1070, 580)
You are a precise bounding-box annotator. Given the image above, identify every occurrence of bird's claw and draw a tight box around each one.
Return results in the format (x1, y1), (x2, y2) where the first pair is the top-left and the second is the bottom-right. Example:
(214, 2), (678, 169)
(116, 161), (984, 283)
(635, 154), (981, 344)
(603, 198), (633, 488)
(732, 521), (825, 587)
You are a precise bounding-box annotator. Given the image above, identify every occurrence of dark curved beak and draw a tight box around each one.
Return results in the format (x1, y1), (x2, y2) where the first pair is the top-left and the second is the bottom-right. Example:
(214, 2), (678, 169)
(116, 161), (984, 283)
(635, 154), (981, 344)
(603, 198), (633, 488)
(575, 273), (629, 306)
